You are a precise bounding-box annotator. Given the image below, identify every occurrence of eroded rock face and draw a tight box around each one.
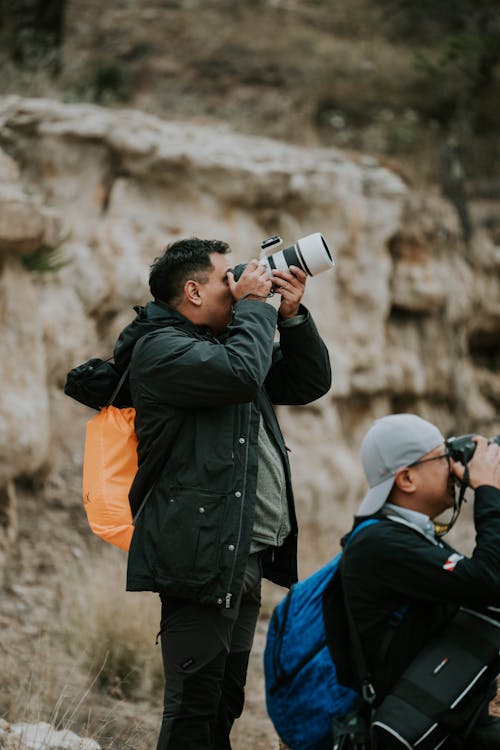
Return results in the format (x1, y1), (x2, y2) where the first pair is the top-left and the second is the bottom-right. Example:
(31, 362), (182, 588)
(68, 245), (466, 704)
(0, 261), (50, 484)
(0, 96), (498, 568)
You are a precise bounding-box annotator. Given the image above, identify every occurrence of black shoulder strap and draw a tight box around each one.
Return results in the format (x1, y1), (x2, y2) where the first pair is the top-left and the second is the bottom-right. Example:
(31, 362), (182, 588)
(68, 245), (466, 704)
(341, 519), (379, 707)
(107, 364), (131, 407)
(340, 556), (377, 707)
(104, 362), (170, 520)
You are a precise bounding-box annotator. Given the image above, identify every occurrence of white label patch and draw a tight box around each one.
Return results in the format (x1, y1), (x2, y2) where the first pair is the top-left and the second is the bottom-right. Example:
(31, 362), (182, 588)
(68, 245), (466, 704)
(443, 553), (464, 572)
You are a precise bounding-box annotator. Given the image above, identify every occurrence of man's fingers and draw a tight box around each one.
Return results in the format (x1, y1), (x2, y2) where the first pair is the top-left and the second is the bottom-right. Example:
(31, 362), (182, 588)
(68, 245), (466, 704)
(272, 266), (307, 287)
(288, 265), (307, 282)
(471, 436), (488, 456)
(272, 274), (297, 289)
(454, 435), (500, 490)
(450, 458), (465, 481)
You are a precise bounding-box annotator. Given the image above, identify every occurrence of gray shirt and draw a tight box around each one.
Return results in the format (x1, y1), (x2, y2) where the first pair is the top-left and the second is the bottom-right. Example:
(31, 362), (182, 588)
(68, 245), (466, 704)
(249, 312), (305, 553)
(250, 416), (291, 551)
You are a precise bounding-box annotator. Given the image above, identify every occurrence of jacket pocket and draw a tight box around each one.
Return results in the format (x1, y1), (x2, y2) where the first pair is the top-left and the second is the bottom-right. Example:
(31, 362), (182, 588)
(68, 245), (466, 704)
(157, 488), (228, 583)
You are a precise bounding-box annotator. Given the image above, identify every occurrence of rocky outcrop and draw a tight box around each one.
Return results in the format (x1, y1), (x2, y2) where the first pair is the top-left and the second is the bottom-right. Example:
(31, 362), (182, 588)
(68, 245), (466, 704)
(0, 719), (100, 750)
(0, 96), (499, 569)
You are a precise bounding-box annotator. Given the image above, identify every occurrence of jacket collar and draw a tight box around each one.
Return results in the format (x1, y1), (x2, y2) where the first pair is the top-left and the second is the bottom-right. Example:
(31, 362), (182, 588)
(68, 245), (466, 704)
(149, 299), (213, 336)
(382, 503), (439, 545)
(114, 299), (213, 369)
(346, 504), (441, 548)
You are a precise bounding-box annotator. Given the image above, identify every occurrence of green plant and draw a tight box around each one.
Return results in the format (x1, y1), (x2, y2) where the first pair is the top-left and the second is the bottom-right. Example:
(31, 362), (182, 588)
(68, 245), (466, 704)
(21, 245), (69, 274)
(91, 62), (133, 104)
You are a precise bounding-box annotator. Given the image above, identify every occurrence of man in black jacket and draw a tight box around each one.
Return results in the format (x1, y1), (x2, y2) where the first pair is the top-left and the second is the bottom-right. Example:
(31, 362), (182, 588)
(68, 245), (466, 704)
(327, 413), (500, 749)
(113, 237), (331, 750)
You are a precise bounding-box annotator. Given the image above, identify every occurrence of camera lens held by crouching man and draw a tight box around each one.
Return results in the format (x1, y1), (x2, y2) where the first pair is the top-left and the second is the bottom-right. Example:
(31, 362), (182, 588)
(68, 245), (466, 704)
(434, 432), (500, 535)
(447, 433), (500, 463)
(325, 414), (500, 750)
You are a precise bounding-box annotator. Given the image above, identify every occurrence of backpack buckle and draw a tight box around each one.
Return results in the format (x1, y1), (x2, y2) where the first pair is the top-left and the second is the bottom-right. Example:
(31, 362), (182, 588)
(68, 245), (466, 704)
(361, 681), (376, 705)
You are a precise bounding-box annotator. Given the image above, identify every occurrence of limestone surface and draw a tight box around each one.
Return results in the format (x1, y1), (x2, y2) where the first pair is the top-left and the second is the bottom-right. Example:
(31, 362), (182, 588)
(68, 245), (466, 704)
(0, 96), (498, 568)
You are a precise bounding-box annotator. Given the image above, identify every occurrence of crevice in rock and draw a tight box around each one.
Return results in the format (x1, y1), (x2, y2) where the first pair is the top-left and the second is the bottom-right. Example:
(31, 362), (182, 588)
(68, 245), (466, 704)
(100, 148), (130, 215)
(468, 328), (500, 372)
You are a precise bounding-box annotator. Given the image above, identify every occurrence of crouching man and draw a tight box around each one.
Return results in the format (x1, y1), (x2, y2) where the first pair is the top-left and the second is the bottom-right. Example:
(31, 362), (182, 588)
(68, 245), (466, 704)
(325, 413), (500, 749)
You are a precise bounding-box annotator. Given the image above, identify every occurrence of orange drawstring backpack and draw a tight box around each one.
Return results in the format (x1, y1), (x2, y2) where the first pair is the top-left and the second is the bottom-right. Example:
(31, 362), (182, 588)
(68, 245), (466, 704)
(82, 367), (137, 551)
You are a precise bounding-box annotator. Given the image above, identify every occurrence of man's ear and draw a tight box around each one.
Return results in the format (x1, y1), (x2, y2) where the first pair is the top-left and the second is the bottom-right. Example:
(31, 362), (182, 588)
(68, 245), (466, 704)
(183, 279), (202, 307)
(394, 467), (417, 494)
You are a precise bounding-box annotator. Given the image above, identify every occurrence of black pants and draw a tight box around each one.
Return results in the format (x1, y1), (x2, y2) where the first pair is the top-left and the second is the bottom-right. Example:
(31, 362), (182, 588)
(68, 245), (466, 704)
(156, 553), (262, 750)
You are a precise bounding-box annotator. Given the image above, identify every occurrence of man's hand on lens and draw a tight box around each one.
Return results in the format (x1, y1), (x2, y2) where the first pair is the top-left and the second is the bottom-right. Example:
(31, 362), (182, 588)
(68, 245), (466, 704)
(271, 266), (307, 319)
(227, 259), (273, 302)
(451, 436), (500, 490)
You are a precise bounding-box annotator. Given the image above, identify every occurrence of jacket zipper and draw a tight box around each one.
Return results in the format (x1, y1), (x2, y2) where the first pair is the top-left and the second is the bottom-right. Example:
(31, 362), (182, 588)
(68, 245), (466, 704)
(224, 402), (252, 608)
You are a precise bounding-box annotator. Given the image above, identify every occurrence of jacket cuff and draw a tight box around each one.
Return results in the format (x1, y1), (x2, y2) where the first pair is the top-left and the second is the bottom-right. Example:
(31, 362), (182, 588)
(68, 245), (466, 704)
(475, 485), (500, 497)
(278, 304), (309, 329)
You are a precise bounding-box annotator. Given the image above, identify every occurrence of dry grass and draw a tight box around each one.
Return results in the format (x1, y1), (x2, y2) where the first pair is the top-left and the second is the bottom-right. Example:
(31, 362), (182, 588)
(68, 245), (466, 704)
(1, 0), (498, 196)
(0, 473), (286, 749)
(60, 546), (164, 703)
(2, 636), (81, 727)
(0, 544), (163, 748)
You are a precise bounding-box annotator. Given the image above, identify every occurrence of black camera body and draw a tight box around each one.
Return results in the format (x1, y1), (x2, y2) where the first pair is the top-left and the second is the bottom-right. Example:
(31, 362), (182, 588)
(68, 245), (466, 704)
(446, 434), (500, 464)
(230, 262), (247, 283)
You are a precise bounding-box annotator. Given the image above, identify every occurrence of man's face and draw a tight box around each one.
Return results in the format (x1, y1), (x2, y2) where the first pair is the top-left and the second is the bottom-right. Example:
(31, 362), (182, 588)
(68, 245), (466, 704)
(410, 443), (455, 518)
(198, 252), (234, 334)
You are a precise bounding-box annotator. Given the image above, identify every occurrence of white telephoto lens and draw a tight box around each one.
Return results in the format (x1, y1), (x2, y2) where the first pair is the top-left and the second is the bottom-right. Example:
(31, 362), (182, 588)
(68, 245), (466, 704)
(265, 233), (334, 277)
(295, 233), (334, 275)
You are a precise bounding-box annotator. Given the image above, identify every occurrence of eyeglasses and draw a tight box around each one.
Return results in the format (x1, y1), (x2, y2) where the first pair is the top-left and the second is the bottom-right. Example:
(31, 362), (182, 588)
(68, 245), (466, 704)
(408, 453), (450, 469)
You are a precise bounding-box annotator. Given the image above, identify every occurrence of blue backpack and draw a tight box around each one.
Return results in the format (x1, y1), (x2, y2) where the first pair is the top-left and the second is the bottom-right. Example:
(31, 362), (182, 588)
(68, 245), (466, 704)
(263, 520), (378, 750)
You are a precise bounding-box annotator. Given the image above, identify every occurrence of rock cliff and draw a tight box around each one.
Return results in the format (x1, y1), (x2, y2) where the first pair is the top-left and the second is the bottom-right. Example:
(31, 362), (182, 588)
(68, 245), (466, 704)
(0, 96), (499, 573)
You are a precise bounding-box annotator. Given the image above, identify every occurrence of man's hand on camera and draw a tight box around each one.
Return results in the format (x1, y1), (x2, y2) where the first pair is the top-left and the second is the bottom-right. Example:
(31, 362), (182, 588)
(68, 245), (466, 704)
(451, 436), (500, 490)
(227, 259), (273, 302)
(271, 266), (307, 319)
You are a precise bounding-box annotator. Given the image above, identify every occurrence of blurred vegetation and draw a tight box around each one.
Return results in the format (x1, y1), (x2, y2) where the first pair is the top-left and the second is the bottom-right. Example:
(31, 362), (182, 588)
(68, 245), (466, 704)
(0, 0), (499, 236)
(0, 0), (66, 70)
(21, 244), (69, 273)
(374, 0), (500, 240)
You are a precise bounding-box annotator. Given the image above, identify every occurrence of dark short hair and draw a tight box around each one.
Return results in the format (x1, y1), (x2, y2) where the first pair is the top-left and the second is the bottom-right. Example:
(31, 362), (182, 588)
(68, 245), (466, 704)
(149, 237), (230, 305)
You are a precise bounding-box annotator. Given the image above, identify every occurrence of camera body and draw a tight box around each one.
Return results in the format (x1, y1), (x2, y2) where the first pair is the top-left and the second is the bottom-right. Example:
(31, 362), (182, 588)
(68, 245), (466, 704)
(446, 434), (500, 464)
(231, 232), (334, 282)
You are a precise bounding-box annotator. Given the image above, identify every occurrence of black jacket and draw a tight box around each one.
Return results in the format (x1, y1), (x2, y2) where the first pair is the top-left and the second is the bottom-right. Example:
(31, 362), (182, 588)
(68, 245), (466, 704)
(113, 297), (331, 614)
(325, 486), (500, 700)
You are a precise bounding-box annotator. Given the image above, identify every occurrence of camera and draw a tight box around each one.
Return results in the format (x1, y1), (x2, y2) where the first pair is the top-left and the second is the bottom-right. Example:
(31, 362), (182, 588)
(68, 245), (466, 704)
(446, 434), (500, 464)
(231, 232), (334, 282)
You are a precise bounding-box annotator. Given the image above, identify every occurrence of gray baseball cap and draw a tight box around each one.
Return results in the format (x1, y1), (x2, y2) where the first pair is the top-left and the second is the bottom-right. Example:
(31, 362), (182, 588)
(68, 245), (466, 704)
(357, 414), (444, 516)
